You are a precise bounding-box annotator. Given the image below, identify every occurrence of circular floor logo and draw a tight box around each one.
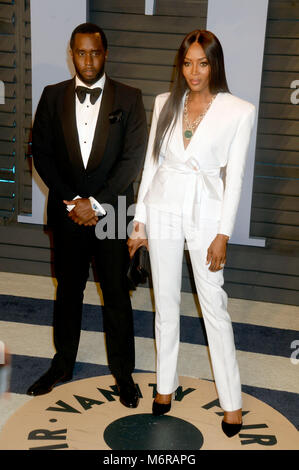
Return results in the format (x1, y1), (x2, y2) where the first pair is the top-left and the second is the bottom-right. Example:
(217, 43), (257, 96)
(0, 373), (298, 450)
(104, 414), (204, 450)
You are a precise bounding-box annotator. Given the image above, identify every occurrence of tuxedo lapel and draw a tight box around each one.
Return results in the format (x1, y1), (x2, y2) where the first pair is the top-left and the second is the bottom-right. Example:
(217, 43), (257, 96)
(61, 78), (85, 172)
(86, 77), (115, 173)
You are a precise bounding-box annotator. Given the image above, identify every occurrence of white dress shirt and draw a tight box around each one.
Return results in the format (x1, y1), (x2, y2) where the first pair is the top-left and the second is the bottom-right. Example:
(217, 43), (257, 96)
(67, 74), (106, 216)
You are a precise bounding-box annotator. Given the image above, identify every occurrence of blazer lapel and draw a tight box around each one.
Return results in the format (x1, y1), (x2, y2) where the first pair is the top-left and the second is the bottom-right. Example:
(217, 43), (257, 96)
(61, 77), (85, 172)
(86, 77), (115, 172)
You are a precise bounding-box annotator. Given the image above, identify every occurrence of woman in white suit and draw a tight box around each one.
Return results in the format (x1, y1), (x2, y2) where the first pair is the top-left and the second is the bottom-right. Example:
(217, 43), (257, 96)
(128, 30), (255, 437)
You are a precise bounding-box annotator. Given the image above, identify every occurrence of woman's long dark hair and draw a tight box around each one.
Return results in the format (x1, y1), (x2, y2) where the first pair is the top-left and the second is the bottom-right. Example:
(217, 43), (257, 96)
(153, 30), (230, 160)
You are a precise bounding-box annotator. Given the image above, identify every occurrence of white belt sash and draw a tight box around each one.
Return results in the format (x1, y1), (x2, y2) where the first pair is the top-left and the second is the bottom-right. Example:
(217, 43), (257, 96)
(158, 159), (222, 224)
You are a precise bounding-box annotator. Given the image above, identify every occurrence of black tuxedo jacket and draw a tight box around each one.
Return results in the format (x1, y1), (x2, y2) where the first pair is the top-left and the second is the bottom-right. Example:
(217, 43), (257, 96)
(32, 76), (148, 228)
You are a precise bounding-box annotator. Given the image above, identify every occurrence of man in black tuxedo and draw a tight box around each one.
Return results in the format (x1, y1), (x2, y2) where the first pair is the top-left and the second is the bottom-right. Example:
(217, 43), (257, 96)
(27, 23), (147, 408)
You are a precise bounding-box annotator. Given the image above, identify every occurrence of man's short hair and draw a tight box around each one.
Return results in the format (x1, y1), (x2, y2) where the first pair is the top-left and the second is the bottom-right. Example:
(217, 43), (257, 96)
(70, 22), (108, 51)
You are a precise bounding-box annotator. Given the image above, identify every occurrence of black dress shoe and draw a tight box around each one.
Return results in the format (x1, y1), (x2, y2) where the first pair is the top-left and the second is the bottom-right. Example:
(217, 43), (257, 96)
(221, 420), (243, 437)
(152, 400), (171, 416)
(26, 368), (73, 396)
(117, 378), (139, 408)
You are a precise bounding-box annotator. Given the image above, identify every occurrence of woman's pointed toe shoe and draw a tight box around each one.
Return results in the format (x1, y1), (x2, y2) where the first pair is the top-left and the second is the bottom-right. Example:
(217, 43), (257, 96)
(221, 420), (242, 438)
(152, 400), (171, 416)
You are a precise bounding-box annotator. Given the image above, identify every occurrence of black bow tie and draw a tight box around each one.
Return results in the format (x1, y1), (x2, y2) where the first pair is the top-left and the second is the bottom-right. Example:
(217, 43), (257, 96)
(75, 86), (102, 105)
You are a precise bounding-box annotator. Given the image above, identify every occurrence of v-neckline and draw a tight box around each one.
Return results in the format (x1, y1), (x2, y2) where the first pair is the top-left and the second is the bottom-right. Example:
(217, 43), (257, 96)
(182, 92), (219, 151)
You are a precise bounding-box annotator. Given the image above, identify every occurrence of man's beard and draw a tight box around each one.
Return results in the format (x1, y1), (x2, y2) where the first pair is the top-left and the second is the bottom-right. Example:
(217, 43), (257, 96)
(74, 63), (105, 86)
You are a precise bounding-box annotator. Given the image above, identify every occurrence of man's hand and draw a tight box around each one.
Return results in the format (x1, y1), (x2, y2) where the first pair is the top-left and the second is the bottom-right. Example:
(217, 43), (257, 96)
(63, 198), (98, 226)
(127, 221), (148, 258)
(206, 234), (229, 272)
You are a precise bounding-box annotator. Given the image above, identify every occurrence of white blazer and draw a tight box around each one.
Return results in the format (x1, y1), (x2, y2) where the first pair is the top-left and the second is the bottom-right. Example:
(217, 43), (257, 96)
(134, 91), (256, 237)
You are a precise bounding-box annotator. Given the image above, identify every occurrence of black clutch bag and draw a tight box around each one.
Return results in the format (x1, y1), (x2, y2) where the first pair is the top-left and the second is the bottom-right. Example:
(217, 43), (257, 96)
(127, 246), (150, 290)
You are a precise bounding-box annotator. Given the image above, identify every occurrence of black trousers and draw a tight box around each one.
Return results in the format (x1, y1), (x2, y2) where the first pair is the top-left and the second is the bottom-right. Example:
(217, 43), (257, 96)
(51, 215), (135, 383)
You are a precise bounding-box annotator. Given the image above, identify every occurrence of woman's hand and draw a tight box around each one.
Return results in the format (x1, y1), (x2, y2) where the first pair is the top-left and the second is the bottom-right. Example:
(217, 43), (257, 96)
(206, 234), (229, 272)
(127, 221), (148, 258)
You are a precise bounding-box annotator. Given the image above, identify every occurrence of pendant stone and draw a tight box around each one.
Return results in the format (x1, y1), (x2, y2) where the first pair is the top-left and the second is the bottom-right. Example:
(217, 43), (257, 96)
(184, 129), (193, 139)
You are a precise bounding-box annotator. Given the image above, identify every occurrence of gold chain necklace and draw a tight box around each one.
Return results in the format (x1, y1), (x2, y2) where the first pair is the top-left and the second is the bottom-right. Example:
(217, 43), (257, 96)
(183, 92), (216, 140)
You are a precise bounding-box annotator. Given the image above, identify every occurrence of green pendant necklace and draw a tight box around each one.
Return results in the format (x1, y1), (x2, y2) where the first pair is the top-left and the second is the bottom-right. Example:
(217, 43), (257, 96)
(184, 129), (193, 139)
(183, 92), (216, 140)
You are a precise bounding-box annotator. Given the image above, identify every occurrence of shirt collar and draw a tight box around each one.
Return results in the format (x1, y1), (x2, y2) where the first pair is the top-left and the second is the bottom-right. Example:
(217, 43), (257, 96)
(75, 73), (106, 90)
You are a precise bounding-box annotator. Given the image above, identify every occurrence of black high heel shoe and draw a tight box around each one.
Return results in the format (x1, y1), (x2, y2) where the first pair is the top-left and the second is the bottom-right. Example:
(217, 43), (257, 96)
(152, 400), (171, 416)
(152, 392), (174, 416)
(221, 420), (242, 438)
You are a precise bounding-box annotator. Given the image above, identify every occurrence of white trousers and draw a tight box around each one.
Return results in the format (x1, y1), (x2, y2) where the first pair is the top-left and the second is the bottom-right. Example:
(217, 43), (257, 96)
(147, 207), (242, 412)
